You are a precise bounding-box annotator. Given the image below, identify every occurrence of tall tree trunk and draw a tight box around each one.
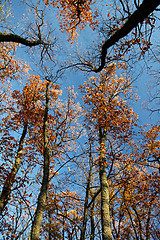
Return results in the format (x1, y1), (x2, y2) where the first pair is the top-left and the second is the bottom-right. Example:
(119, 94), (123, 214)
(90, 202), (95, 240)
(80, 138), (93, 240)
(80, 168), (91, 239)
(0, 123), (28, 215)
(99, 127), (112, 240)
(30, 82), (50, 240)
(80, 177), (90, 240)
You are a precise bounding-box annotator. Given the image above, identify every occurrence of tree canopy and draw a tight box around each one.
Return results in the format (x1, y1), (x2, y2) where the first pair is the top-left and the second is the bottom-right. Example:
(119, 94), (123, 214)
(0, 1), (159, 240)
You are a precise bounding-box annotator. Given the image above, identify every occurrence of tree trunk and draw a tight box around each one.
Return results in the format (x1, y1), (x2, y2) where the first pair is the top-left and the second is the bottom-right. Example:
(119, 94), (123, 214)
(30, 82), (50, 240)
(90, 202), (95, 240)
(80, 176), (90, 240)
(99, 127), (112, 240)
(0, 123), (28, 215)
(81, 179), (91, 238)
(80, 138), (93, 240)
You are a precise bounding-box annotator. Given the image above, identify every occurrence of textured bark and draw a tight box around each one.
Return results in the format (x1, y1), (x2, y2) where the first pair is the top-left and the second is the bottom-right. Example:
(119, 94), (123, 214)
(0, 124), (28, 215)
(30, 82), (50, 240)
(99, 128), (112, 240)
(94, 0), (160, 72)
(0, 32), (44, 47)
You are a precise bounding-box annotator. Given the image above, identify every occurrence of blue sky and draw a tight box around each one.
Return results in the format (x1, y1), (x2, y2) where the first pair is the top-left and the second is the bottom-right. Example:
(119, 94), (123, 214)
(0, 1), (159, 238)
(6, 0), (159, 124)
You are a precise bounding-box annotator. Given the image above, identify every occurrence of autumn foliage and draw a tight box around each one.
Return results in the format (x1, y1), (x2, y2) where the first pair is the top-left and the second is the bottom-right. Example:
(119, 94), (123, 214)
(0, 0), (160, 239)
(44, 0), (98, 40)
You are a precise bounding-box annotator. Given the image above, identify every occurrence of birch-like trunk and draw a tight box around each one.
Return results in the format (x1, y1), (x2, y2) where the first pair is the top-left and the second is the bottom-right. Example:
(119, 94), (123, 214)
(30, 82), (50, 240)
(0, 123), (28, 215)
(99, 127), (112, 240)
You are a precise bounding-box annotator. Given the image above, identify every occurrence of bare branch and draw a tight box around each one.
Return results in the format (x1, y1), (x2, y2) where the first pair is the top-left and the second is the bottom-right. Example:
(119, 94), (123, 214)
(94, 0), (160, 72)
(0, 32), (45, 47)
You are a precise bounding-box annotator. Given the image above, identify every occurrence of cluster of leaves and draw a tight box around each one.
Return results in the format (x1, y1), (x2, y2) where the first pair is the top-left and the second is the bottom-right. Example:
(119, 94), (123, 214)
(80, 63), (138, 138)
(44, 0), (98, 40)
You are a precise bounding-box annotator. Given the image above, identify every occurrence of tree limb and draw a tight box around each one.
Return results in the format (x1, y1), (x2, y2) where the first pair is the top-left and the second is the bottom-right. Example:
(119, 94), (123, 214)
(87, 188), (101, 209)
(0, 124), (28, 215)
(0, 32), (45, 47)
(94, 0), (160, 72)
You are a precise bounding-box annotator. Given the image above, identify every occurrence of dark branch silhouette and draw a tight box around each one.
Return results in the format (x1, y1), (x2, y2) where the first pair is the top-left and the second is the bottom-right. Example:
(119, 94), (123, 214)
(0, 32), (45, 47)
(94, 0), (160, 72)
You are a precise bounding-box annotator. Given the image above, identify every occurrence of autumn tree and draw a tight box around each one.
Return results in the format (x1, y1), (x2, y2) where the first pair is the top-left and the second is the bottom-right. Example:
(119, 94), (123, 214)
(109, 122), (160, 239)
(80, 135), (95, 240)
(0, 42), (29, 215)
(93, 0), (160, 72)
(0, 1), (159, 239)
(43, 0), (160, 71)
(0, 1), (57, 66)
(0, 76), (52, 225)
(41, 132), (99, 240)
(29, 80), (50, 240)
(0, 1), (159, 73)
(0, 71), (84, 238)
(80, 62), (138, 239)
(29, 81), (82, 240)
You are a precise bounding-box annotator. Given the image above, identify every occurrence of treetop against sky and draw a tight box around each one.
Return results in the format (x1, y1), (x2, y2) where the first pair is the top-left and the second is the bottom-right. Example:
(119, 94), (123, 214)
(0, 1), (159, 240)
(0, 0), (159, 71)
